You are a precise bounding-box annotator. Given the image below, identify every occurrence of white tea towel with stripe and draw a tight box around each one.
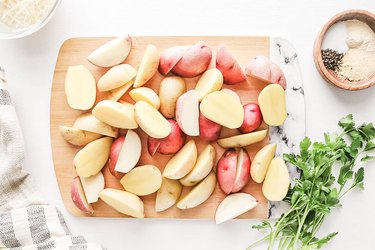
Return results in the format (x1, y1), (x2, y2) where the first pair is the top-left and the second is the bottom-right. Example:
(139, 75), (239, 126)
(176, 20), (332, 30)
(0, 68), (105, 250)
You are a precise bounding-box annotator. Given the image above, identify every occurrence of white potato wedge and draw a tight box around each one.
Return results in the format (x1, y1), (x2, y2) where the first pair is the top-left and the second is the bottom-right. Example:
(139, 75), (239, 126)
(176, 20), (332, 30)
(177, 171), (216, 209)
(195, 68), (223, 101)
(129, 87), (160, 109)
(159, 76), (186, 118)
(92, 100), (138, 129)
(102, 80), (133, 101)
(215, 193), (258, 224)
(155, 177), (182, 212)
(217, 129), (268, 148)
(134, 44), (160, 87)
(180, 144), (215, 186)
(175, 90), (200, 136)
(71, 177), (94, 214)
(80, 172), (105, 204)
(251, 144), (277, 183)
(98, 64), (136, 91)
(99, 188), (144, 218)
(59, 125), (102, 146)
(65, 65), (96, 110)
(114, 130), (142, 173)
(163, 140), (197, 179)
(88, 36), (132, 67)
(74, 137), (112, 178)
(120, 165), (162, 196)
(258, 84), (287, 126)
(200, 91), (244, 129)
(262, 157), (290, 201)
(134, 101), (171, 138)
(221, 89), (241, 103)
(73, 113), (118, 138)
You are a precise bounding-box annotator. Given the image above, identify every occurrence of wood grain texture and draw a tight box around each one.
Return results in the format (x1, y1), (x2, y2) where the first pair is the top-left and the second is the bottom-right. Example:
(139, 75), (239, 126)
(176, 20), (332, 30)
(50, 36), (270, 219)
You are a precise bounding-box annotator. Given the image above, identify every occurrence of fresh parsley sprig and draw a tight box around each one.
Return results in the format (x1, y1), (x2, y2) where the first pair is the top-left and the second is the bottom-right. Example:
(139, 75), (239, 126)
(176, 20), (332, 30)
(248, 114), (375, 250)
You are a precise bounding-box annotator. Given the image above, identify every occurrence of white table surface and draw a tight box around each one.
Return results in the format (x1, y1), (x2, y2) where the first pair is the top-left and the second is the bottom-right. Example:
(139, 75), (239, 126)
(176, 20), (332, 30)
(1, 1), (375, 249)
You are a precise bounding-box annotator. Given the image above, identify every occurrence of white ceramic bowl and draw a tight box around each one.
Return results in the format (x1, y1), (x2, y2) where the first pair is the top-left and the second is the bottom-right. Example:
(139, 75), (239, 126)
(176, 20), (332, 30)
(0, 0), (61, 39)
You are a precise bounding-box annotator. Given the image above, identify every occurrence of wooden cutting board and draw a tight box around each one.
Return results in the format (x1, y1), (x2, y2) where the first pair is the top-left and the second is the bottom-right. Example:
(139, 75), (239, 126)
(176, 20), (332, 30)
(50, 36), (272, 219)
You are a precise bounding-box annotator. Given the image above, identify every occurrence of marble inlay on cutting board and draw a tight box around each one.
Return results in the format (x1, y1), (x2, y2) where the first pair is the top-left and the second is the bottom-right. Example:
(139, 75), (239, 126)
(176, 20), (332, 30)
(268, 37), (306, 219)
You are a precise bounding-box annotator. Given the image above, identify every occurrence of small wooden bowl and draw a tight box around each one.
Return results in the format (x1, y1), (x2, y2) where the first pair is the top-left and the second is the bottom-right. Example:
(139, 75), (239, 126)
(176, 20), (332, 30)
(314, 10), (375, 91)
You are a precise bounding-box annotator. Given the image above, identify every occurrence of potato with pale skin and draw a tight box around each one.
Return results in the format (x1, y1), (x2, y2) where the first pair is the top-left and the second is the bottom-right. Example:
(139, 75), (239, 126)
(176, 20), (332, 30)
(134, 44), (160, 88)
(216, 44), (246, 85)
(73, 113), (118, 138)
(97, 64), (136, 91)
(59, 125), (102, 146)
(251, 144), (277, 183)
(155, 177), (182, 212)
(245, 56), (286, 89)
(217, 129), (268, 148)
(159, 76), (186, 118)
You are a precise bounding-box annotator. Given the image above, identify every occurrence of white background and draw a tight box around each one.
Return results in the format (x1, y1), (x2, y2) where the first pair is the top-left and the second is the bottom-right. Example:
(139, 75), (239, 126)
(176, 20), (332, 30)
(0, 0), (375, 249)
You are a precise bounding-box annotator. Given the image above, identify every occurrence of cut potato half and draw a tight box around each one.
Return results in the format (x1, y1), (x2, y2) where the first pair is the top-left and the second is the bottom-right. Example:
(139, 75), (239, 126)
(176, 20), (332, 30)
(134, 44), (160, 87)
(195, 68), (223, 101)
(258, 84), (287, 126)
(134, 101), (171, 138)
(74, 137), (112, 178)
(155, 177), (182, 212)
(73, 113), (118, 138)
(99, 188), (144, 218)
(175, 90), (200, 136)
(102, 80), (133, 101)
(80, 172), (105, 204)
(129, 87), (160, 109)
(115, 130), (142, 173)
(159, 76), (186, 118)
(262, 157), (290, 201)
(98, 64), (136, 91)
(92, 100), (138, 129)
(251, 144), (277, 183)
(215, 193), (258, 224)
(200, 91), (244, 129)
(64, 65), (96, 110)
(59, 125), (102, 146)
(177, 171), (216, 209)
(217, 129), (268, 148)
(120, 165), (162, 196)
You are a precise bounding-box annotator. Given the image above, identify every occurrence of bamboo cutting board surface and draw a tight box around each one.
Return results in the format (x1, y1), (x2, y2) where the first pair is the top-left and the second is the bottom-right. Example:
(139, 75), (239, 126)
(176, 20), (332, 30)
(50, 36), (271, 219)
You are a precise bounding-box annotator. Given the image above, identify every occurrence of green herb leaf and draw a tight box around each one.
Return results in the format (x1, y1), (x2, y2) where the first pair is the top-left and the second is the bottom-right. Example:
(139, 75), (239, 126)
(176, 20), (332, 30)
(361, 155), (375, 162)
(338, 114), (354, 131)
(364, 141), (375, 151)
(359, 123), (375, 141)
(353, 168), (365, 190)
(300, 137), (312, 159)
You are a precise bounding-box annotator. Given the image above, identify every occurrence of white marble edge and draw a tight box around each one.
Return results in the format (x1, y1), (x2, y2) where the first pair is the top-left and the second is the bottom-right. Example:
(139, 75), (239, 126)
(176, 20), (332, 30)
(268, 37), (306, 219)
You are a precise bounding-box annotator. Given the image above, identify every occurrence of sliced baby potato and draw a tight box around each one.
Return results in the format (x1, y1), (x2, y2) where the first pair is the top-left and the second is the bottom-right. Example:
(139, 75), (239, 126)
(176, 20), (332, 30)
(159, 76), (186, 118)
(175, 90), (200, 136)
(217, 129), (268, 148)
(99, 188), (144, 218)
(251, 144), (277, 183)
(87, 36), (132, 68)
(258, 84), (287, 126)
(163, 140), (197, 179)
(134, 101), (171, 138)
(65, 65), (96, 110)
(134, 44), (160, 87)
(221, 89), (241, 103)
(71, 177), (94, 214)
(120, 165), (162, 196)
(200, 91), (244, 129)
(74, 137), (112, 178)
(215, 193), (258, 224)
(195, 68), (223, 101)
(129, 87), (160, 109)
(177, 171), (216, 209)
(155, 177), (182, 212)
(115, 130), (142, 173)
(180, 144), (216, 186)
(73, 113), (118, 138)
(262, 157), (290, 201)
(59, 125), (102, 146)
(98, 64), (136, 91)
(102, 80), (133, 101)
(92, 100), (138, 129)
(80, 172), (105, 204)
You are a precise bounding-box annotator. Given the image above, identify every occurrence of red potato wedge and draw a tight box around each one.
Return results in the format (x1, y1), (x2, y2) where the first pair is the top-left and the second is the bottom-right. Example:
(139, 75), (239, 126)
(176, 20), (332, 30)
(148, 119), (186, 156)
(239, 103), (262, 133)
(217, 149), (238, 195)
(231, 148), (251, 193)
(159, 46), (190, 75)
(176, 90), (200, 136)
(245, 56), (286, 89)
(216, 44), (246, 85)
(171, 41), (212, 78)
(114, 130), (142, 174)
(199, 112), (222, 142)
(71, 177), (94, 214)
(108, 136), (124, 177)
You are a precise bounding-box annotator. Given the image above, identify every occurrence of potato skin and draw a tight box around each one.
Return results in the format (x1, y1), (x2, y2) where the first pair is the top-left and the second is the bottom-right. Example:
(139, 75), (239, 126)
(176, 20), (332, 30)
(159, 76), (186, 118)
(216, 44), (246, 85)
(217, 149), (238, 195)
(199, 112), (222, 142)
(239, 103), (262, 133)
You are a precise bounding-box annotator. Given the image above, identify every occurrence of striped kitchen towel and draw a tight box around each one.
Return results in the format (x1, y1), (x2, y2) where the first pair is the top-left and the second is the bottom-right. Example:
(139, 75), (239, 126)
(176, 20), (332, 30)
(0, 68), (104, 249)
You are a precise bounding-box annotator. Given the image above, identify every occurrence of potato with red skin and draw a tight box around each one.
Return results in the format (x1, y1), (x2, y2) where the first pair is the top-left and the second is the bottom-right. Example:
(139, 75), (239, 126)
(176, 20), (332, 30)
(199, 112), (222, 142)
(217, 149), (238, 194)
(71, 177), (94, 214)
(239, 103), (262, 133)
(159, 46), (189, 75)
(108, 136), (124, 177)
(148, 119), (186, 156)
(216, 44), (246, 85)
(171, 41), (212, 78)
(231, 148), (251, 193)
(245, 56), (286, 89)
